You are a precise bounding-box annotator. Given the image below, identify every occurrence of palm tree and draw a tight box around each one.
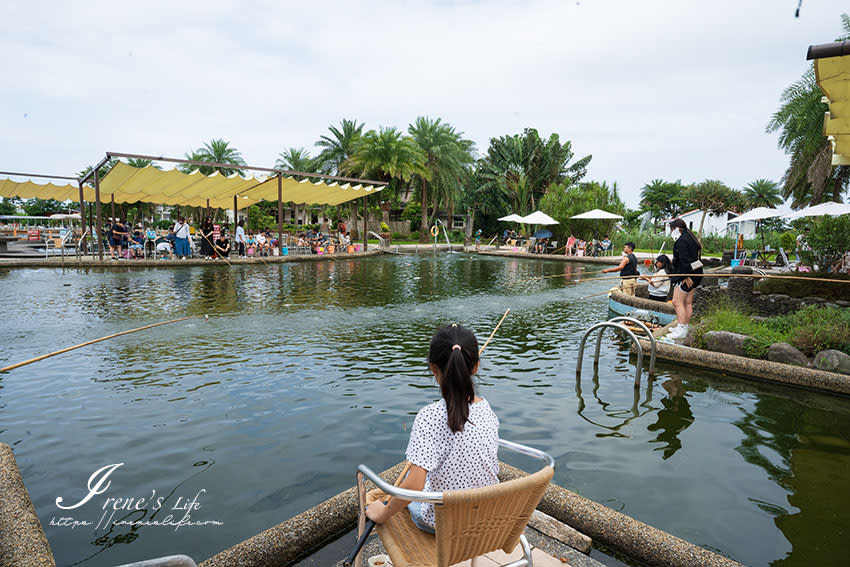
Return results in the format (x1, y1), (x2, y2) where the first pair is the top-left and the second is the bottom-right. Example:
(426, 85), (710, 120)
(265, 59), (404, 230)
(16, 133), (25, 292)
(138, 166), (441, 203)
(685, 179), (744, 239)
(408, 117), (475, 239)
(766, 13), (850, 207)
(348, 127), (428, 227)
(127, 158), (156, 169)
(743, 179), (782, 209)
(183, 139), (246, 177)
(275, 148), (317, 181)
(315, 118), (364, 176)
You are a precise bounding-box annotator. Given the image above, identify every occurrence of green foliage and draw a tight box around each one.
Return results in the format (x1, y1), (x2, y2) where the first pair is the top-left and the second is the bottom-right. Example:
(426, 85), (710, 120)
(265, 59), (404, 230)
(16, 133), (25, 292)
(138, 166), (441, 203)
(275, 147), (318, 180)
(743, 179), (782, 208)
(155, 219), (173, 230)
(183, 139), (246, 177)
(766, 14), (850, 206)
(380, 221), (390, 232)
(315, 118), (364, 175)
(780, 231), (795, 252)
(684, 179), (744, 238)
(695, 301), (850, 358)
(802, 214), (850, 270)
(21, 198), (68, 216)
(540, 180), (624, 241)
(639, 179), (687, 224)
(246, 205), (275, 231)
(0, 197), (19, 215)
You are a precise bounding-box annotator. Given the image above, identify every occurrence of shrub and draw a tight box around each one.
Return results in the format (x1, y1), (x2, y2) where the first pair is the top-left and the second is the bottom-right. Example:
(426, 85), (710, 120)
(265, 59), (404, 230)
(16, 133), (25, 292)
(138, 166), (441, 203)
(380, 222), (390, 232)
(391, 232), (403, 240)
(780, 231), (795, 252)
(409, 231), (419, 241)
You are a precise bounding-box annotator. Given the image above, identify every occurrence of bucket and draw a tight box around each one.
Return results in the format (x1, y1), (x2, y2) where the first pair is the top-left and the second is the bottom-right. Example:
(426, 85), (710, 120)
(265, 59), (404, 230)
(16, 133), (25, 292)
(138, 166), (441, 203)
(354, 244), (361, 252)
(328, 245), (335, 254)
(272, 247), (279, 256)
(512, 246), (519, 252)
(247, 247), (254, 257)
(317, 247), (324, 255)
(347, 245), (354, 253)
(730, 259), (741, 267)
(281, 247), (289, 256)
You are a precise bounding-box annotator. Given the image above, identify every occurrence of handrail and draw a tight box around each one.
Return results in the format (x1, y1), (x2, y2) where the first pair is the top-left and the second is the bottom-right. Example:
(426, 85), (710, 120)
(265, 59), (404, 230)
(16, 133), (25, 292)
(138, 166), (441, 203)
(368, 231), (386, 250)
(577, 322), (644, 387)
(356, 439), (554, 504)
(606, 316), (656, 375)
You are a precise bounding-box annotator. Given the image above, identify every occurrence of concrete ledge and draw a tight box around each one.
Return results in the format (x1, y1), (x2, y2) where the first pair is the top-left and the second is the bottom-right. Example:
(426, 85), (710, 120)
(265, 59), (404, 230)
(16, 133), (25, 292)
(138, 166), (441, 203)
(636, 339), (850, 396)
(0, 443), (55, 567)
(479, 250), (621, 265)
(200, 462), (406, 567)
(0, 250), (381, 269)
(498, 463), (742, 567)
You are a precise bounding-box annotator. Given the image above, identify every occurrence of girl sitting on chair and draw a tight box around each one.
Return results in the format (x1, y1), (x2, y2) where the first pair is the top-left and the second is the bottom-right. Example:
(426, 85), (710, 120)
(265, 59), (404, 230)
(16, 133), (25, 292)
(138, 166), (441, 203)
(365, 324), (500, 533)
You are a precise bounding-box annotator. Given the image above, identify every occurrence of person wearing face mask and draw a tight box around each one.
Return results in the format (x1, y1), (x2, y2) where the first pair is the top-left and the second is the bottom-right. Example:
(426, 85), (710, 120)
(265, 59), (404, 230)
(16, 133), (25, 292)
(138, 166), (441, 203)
(667, 219), (703, 339)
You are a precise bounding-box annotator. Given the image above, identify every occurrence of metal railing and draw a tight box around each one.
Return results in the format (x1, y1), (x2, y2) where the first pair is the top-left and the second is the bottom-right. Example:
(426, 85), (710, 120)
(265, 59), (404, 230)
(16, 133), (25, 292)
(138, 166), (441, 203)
(577, 318), (657, 387)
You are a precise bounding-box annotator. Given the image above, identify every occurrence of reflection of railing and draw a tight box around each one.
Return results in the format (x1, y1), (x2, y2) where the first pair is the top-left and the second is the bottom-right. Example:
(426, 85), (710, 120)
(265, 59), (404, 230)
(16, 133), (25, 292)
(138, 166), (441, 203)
(607, 316), (656, 376)
(577, 320), (655, 387)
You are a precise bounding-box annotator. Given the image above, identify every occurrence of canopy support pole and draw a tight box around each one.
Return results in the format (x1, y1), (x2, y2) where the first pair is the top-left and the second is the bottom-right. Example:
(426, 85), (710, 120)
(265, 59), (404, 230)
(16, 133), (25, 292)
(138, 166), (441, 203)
(95, 168), (103, 261)
(277, 175), (284, 253)
(111, 194), (115, 223)
(233, 195), (238, 233)
(362, 196), (368, 249)
(206, 198), (210, 219)
(77, 182), (87, 253)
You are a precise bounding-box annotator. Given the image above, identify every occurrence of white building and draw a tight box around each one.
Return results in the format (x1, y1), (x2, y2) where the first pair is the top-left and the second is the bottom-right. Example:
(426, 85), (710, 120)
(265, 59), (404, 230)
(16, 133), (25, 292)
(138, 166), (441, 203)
(664, 209), (758, 238)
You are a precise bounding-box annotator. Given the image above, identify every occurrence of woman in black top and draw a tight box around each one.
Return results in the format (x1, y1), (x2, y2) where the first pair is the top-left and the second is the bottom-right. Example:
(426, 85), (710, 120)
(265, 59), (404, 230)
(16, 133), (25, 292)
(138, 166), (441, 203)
(199, 217), (215, 258)
(601, 241), (638, 295)
(668, 218), (703, 339)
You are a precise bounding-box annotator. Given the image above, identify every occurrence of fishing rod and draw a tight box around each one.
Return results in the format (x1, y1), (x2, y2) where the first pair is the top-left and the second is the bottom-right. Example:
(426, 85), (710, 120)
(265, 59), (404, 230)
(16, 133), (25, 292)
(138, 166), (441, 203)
(199, 231), (233, 267)
(564, 272), (850, 285)
(0, 315), (207, 373)
(343, 308), (511, 567)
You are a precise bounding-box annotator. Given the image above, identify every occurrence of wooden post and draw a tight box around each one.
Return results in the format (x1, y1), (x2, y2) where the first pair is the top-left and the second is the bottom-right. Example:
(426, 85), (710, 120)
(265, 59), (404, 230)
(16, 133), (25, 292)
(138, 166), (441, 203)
(206, 198), (210, 219)
(110, 194), (115, 222)
(362, 195), (368, 249)
(277, 175), (284, 253)
(233, 195), (238, 232)
(95, 169), (103, 261)
(78, 182), (87, 252)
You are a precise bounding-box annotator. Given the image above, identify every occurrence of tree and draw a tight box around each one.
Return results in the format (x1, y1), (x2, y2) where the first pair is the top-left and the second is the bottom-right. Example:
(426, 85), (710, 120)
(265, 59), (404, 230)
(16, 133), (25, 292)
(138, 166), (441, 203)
(0, 197), (19, 216)
(743, 179), (783, 208)
(639, 179), (687, 225)
(477, 128), (591, 217)
(540, 181), (626, 241)
(21, 198), (69, 216)
(275, 147), (318, 181)
(803, 214), (850, 270)
(766, 13), (850, 207)
(684, 179), (744, 239)
(182, 139), (246, 177)
(408, 117), (475, 240)
(315, 118), (364, 175)
(347, 126), (428, 227)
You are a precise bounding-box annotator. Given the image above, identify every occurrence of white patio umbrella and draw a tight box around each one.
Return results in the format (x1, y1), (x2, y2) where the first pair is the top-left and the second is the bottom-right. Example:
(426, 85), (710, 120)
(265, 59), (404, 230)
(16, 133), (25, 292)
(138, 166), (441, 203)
(570, 208), (624, 220)
(520, 211), (559, 225)
(725, 207), (788, 224)
(782, 201), (850, 220)
(497, 213), (526, 223)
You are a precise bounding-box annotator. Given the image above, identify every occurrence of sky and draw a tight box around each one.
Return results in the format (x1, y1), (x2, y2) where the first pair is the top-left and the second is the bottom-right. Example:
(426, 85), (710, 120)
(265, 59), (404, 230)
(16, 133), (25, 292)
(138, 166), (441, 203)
(0, 0), (847, 208)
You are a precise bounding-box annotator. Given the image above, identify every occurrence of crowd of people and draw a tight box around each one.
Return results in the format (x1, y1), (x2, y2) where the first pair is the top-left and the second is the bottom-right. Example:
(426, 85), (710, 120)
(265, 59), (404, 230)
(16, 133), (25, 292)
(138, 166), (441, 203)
(564, 234), (612, 257)
(102, 216), (357, 261)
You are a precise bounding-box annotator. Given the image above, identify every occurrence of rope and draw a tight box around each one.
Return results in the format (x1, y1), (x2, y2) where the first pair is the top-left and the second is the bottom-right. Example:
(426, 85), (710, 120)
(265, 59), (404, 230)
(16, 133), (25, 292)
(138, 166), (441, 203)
(0, 315), (206, 373)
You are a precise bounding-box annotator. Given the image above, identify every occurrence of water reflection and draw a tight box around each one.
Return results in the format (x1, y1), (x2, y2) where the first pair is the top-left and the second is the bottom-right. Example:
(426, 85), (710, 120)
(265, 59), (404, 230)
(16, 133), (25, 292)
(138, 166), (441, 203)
(646, 379), (694, 459)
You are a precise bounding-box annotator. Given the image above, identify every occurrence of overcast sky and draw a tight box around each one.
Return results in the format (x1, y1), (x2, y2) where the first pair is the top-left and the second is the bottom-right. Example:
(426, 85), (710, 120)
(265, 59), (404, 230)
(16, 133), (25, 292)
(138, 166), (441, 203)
(1, 1), (846, 208)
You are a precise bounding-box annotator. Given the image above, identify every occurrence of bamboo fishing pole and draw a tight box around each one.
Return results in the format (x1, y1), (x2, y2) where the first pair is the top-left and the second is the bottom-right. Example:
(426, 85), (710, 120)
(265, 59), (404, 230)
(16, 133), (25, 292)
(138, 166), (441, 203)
(200, 231), (233, 267)
(564, 272), (850, 285)
(343, 308), (511, 566)
(0, 315), (207, 373)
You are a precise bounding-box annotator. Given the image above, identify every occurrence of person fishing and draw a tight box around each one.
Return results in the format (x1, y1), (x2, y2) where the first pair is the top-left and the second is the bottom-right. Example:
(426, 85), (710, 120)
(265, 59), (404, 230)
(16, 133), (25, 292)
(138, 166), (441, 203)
(601, 241), (639, 295)
(640, 254), (672, 302)
(364, 324), (499, 534)
(667, 218), (703, 340)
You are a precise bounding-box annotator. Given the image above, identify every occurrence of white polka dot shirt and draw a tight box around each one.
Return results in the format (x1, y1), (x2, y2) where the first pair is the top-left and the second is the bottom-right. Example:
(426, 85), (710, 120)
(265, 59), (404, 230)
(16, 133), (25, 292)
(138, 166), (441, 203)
(405, 398), (500, 529)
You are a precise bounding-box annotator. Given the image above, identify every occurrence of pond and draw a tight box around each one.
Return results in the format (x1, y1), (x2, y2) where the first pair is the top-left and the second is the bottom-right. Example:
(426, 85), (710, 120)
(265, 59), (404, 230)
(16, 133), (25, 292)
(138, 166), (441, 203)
(1, 253), (848, 567)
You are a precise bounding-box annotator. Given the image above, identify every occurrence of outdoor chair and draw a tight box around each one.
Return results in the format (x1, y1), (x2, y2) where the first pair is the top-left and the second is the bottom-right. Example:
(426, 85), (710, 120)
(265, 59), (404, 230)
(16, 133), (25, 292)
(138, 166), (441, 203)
(745, 250), (759, 266)
(777, 247), (797, 272)
(356, 439), (554, 567)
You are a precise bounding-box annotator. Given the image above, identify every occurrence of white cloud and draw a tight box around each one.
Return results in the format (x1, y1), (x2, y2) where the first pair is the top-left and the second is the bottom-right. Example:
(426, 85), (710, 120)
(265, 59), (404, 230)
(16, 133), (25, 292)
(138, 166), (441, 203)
(1, 0), (847, 206)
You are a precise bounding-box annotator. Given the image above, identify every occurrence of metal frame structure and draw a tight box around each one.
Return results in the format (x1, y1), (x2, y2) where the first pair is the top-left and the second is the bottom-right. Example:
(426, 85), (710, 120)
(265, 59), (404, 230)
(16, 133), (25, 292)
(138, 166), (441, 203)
(577, 321), (647, 387)
(4, 151), (388, 261)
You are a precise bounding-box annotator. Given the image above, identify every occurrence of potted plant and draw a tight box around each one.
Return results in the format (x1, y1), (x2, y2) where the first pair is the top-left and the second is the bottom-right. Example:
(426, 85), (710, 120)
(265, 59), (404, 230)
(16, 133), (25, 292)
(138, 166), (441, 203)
(380, 221), (392, 243)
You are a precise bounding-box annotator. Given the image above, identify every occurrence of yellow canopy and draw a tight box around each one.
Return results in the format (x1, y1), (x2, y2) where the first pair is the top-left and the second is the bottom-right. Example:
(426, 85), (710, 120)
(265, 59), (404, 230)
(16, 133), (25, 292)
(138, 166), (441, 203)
(815, 54), (850, 166)
(0, 161), (384, 209)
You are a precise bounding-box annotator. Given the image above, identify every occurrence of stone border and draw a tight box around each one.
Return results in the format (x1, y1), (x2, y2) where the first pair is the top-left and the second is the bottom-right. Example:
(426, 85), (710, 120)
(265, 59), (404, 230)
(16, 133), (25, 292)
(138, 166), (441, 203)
(479, 250), (622, 265)
(636, 339), (850, 396)
(499, 463), (742, 567)
(609, 290), (676, 317)
(0, 250), (381, 269)
(0, 443), (55, 567)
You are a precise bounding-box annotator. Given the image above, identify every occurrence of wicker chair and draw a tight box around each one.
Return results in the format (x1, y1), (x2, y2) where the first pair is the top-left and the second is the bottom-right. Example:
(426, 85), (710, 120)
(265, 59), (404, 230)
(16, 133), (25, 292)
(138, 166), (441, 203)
(356, 439), (554, 567)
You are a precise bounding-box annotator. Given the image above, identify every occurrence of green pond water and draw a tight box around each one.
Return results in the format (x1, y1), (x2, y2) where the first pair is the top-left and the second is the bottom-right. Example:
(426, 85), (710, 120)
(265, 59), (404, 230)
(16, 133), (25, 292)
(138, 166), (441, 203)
(0, 253), (849, 567)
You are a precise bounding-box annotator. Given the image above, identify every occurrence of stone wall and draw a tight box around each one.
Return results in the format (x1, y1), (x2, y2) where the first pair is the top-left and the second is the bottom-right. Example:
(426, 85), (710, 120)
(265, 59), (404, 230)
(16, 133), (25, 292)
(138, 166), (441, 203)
(693, 266), (850, 319)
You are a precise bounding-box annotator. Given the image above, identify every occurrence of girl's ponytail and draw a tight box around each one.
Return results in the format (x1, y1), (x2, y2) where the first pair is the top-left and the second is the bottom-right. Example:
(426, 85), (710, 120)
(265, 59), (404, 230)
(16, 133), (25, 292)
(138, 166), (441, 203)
(429, 325), (479, 432)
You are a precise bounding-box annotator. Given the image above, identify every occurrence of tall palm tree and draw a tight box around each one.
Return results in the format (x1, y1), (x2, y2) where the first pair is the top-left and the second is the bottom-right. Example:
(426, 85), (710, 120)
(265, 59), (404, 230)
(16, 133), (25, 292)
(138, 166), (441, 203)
(743, 179), (782, 208)
(408, 117), (475, 238)
(766, 13), (850, 207)
(275, 148), (317, 181)
(315, 118), (364, 176)
(183, 139), (246, 177)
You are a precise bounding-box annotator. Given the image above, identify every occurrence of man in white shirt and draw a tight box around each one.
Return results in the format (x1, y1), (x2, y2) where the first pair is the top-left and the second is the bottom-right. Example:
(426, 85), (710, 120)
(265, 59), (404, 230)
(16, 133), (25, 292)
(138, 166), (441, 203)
(173, 217), (191, 259)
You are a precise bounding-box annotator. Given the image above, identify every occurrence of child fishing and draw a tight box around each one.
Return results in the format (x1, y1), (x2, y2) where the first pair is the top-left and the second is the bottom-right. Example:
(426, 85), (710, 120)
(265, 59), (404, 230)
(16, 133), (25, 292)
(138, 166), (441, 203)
(365, 324), (500, 533)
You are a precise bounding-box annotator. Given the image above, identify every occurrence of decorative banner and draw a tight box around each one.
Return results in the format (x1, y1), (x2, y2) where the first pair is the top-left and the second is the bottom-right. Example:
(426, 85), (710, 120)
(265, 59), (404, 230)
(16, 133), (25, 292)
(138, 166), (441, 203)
(27, 228), (40, 241)
(213, 224), (221, 242)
